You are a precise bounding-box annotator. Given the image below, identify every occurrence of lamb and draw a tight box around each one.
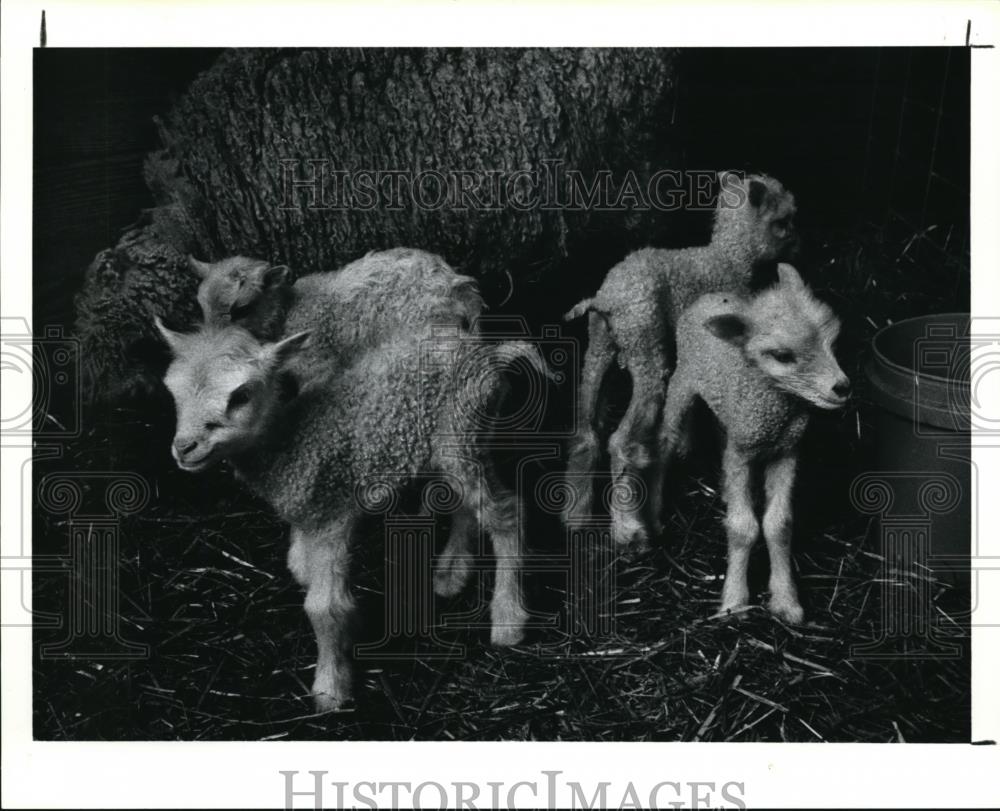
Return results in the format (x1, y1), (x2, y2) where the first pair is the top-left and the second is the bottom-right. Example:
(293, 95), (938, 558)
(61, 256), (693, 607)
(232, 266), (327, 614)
(654, 264), (850, 623)
(188, 248), (484, 372)
(156, 318), (544, 710)
(562, 171), (799, 545)
(187, 254), (291, 338)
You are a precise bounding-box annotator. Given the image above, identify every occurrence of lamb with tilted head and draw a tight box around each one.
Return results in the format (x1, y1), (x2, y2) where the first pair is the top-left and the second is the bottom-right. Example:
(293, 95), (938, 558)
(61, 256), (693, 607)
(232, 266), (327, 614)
(188, 248), (483, 359)
(654, 264), (850, 623)
(562, 171), (798, 545)
(157, 318), (544, 711)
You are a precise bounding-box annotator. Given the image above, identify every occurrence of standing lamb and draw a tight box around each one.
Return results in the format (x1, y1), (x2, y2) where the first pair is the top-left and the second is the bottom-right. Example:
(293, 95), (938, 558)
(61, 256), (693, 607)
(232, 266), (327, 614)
(562, 171), (798, 545)
(655, 264), (850, 623)
(156, 319), (543, 710)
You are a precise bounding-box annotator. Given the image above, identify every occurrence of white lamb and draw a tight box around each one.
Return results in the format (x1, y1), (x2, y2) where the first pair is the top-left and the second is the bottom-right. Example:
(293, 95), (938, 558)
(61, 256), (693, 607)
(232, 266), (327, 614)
(656, 264), (850, 623)
(156, 319), (543, 710)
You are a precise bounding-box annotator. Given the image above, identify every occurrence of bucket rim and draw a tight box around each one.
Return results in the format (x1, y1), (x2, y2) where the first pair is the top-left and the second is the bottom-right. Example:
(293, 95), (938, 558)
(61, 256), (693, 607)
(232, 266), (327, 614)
(870, 311), (970, 387)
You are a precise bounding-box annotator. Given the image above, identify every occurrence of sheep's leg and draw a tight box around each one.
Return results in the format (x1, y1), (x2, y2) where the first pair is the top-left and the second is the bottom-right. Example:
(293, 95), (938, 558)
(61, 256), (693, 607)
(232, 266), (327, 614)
(287, 527), (311, 587)
(650, 374), (697, 539)
(433, 505), (477, 598)
(606, 365), (666, 547)
(603, 313), (670, 547)
(719, 444), (759, 614)
(762, 454), (804, 624)
(295, 519), (357, 712)
(464, 481), (528, 647)
(563, 312), (616, 524)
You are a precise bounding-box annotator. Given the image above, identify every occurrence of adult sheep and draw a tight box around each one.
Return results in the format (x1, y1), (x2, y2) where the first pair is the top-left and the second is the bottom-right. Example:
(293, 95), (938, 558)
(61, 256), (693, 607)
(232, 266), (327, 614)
(73, 47), (680, 401)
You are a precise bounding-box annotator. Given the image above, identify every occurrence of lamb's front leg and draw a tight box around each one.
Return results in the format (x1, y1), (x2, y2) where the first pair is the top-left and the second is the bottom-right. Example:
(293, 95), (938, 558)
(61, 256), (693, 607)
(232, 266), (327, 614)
(762, 454), (804, 624)
(294, 518), (357, 712)
(719, 443), (759, 614)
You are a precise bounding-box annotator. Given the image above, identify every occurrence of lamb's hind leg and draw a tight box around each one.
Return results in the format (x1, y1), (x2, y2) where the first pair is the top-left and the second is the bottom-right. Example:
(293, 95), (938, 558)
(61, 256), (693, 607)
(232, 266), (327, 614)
(605, 315), (671, 547)
(433, 505), (476, 598)
(606, 359), (667, 548)
(650, 374), (697, 539)
(461, 477), (528, 647)
(293, 518), (357, 711)
(719, 443), (759, 614)
(762, 454), (804, 624)
(563, 311), (616, 524)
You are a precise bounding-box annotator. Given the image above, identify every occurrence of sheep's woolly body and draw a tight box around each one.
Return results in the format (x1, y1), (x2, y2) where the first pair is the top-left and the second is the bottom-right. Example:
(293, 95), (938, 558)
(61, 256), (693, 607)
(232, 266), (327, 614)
(74, 225), (199, 400)
(284, 248), (483, 373)
(232, 335), (516, 530)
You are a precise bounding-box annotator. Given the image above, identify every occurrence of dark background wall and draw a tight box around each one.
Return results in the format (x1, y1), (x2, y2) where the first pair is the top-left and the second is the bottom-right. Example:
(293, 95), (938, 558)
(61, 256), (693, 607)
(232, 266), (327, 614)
(33, 48), (223, 331)
(33, 47), (970, 333)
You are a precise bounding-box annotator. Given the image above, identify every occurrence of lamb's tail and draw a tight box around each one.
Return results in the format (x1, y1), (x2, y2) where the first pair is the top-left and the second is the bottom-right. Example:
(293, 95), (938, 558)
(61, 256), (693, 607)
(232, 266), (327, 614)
(563, 297), (595, 322)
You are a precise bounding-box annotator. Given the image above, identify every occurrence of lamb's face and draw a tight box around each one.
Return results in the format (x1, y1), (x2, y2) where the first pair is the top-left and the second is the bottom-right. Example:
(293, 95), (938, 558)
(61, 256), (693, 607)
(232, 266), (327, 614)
(164, 361), (269, 472)
(155, 321), (309, 472)
(716, 171), (799, 262)
(705, 264), (850, 411)
(189, 255), (290, 324)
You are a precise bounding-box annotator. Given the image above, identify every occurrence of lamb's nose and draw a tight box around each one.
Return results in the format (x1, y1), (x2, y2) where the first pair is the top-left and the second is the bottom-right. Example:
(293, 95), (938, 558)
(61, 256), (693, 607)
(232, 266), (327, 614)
(833, 378), (852, 398)
(173, 438), (198, 458)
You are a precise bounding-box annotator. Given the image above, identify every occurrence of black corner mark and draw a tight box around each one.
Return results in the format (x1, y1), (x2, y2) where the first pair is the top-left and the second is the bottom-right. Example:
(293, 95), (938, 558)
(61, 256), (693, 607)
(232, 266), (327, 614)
(967, 19), (996, 49)
(40, 10), (47, 47)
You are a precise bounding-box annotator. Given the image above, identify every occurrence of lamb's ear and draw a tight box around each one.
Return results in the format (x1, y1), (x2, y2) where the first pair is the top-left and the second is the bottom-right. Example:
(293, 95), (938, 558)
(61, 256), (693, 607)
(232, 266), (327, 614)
(263, 265), (290, 289)
(154, 316), (187, 355)
(262, 330), (311, 366)
(776, 263), (805, 289)
(187, 255), (213, 280)
(704, 313), (750, 346)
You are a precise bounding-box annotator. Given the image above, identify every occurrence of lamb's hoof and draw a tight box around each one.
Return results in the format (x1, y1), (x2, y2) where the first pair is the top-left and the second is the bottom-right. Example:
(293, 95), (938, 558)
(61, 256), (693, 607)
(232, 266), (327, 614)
(719, 587), (750, 618)
(313, 672), (352, 712)
(313, 690), (351, 713)
(490, 602), (528, 647)
(433, 552), (472, 597)
(768, 595), (805, 625)
(490, 623), (526, 647)
(611, 513), (649, 548)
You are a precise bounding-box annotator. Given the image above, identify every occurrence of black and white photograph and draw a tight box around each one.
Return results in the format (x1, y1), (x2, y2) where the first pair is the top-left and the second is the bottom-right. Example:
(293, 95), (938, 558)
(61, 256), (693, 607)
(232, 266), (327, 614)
(3, 0), (999, 808)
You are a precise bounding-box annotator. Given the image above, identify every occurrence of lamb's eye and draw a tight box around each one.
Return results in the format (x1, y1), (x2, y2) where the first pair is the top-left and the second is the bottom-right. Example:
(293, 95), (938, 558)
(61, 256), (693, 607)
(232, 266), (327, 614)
(767, 349), (796, 364)
(205, 421), (223, 432)
(227, 387), (251, 411)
